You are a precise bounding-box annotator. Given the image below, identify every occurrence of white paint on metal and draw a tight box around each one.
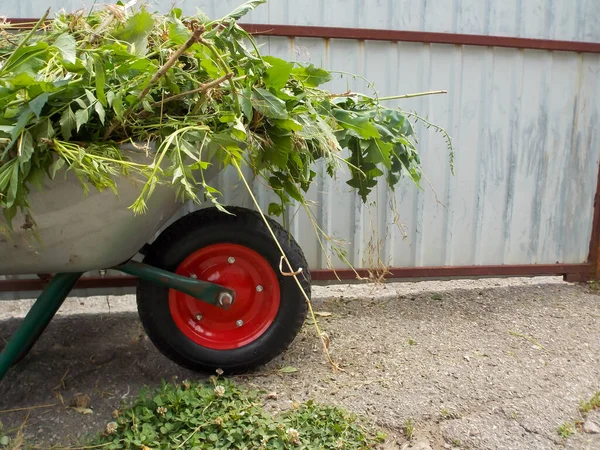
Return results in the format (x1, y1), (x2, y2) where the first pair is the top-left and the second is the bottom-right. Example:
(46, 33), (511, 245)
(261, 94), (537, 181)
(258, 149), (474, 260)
(5, 0), (599, 43)
(1, 0), (599, 300)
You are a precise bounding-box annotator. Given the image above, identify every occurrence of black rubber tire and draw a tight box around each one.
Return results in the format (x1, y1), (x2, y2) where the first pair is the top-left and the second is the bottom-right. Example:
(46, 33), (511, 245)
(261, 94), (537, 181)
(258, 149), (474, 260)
(136, 206), (310, 374)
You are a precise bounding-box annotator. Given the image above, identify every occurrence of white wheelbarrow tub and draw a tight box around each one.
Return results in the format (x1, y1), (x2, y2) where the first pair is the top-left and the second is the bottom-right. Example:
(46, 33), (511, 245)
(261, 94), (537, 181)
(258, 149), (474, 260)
(0, 145), (219, 275)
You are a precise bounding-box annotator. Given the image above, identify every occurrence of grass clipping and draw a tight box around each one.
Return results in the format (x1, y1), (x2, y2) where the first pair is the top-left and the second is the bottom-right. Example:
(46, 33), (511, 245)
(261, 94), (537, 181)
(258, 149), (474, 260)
(0, 0), (448, 231)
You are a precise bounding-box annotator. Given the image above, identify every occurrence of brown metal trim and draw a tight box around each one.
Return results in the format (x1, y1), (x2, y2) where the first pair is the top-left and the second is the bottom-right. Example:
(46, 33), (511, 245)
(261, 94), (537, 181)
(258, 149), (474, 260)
(0, 263), (590, 292)
(241, 24), (600, 54)
(5, 18), (600, 54)
(310, 264), (592, 281)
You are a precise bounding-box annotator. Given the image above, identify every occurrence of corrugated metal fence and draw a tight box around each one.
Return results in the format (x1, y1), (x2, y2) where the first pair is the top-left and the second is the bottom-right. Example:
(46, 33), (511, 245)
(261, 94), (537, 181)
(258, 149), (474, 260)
(2, 0), (600, 298)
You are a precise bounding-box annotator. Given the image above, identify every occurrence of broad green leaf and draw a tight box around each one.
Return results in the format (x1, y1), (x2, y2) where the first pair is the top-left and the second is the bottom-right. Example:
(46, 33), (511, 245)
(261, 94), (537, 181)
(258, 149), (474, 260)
(53, 33), (77, 64)
(200, 58), (223, 79)
(195, 7), (211, 24)
(271, 118), (303, 131)
(112, 93), (124, 118)
(75, 108), (89, 132)
(223, 0), (267, 20)
(106, 91), (115, 106)
(251, 88), (288, 120)
(6, 162), (20, 208)
(94, 101), (106, 124)
(291, 64), (332, 87)
(264, 133), (291, 169)
(18, 131), (34, 168)
(94, 58), (107, 106)
(4, 72), (34, 88)
(28, 165), (47, 191)
(263, 56), (294, 90)
(332, 109), (380, 139)
(114, 9), (154, 56)
(84, 89), (97, 105)
(50, 158), (65, 179)
(268, 202), (284, 216)
(231, 117), (246, 141)
(75, 97), (88, 109)
(283, 178), (303, 202)
(115, 58), (155, 75)
(219, 113), (236, 123)
(366, 139), (392, 169)
(1, 42), (48, 76)
(29, 93), (50, 118)
(5, 108), (34, 153)
(179, 139), (200, 162)
(168, 20), (190, 45)
(0, 125), (13, 136)
(238, 87), (253, 122)
(30, 118), (56, 142)
(60, 107), (76, 140)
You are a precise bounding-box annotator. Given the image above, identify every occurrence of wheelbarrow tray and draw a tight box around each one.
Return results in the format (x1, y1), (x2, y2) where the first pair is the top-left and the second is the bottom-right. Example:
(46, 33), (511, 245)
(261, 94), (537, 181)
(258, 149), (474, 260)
(0, 145), (216, 275)
(0, 144), (311, 382)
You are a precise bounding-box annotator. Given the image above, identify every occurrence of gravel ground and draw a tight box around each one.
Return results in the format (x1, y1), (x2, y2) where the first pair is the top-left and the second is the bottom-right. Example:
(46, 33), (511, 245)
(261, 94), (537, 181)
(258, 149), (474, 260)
(0, 276), (599, 449)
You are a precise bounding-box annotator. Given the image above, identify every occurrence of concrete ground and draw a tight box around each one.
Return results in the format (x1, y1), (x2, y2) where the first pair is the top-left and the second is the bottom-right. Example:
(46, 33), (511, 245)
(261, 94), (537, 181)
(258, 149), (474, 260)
(0, 276), (599, 449)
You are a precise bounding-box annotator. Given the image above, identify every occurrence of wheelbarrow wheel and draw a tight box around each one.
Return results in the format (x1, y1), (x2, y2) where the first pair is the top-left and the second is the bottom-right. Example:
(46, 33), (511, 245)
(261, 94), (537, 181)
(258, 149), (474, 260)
(136, 206), (310, 374)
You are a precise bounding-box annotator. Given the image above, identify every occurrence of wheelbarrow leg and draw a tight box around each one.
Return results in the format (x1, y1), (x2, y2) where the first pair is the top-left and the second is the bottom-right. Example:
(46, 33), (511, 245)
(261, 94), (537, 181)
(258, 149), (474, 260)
(0, 272), (83, 381)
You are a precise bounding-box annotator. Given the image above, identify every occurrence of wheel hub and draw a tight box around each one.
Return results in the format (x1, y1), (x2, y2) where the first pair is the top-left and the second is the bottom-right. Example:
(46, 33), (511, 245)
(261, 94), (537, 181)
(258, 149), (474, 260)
(168, 243), (280, 350)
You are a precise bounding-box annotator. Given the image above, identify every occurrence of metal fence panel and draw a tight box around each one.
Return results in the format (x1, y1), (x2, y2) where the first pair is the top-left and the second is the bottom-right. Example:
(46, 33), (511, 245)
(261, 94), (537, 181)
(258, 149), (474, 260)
(4, 0), (599, 42)
(1, 1), (600, 299)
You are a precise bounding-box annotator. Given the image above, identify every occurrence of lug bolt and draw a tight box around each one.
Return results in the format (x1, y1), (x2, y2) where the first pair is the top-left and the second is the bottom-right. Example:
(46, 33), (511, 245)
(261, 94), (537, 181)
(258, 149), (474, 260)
(236, 320), (244, 327)
(228, 257), (235, 264)
(256, 285), (263, 292)
(195, 314), (202, 321)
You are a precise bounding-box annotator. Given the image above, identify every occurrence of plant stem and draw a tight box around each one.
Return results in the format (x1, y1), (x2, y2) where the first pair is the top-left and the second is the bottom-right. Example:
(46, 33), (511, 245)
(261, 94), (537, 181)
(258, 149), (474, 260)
(102, 23), (206, 140)
(376, 90), (447, 101)
(0, 9), (50, 76)
(151, 72), (233, 108)
(135, 25), (205, 105)
(198, 37), (241, 113)
(231, 158), (342, 373)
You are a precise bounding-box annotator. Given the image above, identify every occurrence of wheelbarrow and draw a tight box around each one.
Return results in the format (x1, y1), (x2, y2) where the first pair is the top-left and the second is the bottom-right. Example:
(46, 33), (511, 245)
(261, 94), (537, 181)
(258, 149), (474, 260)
(0, 145), (310, 381)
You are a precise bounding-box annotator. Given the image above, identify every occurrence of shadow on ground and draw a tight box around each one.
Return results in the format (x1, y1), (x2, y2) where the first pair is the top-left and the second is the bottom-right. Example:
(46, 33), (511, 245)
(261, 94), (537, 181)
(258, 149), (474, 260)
(0, 280), (599, 449)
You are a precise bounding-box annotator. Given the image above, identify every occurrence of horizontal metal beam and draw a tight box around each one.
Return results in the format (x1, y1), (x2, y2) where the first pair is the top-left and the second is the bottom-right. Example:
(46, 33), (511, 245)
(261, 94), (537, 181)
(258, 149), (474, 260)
(0, 263), (591, 293)
(242, 24), (600, 54)
(310, 263), (592, 281)
(5, 18), (600, 54)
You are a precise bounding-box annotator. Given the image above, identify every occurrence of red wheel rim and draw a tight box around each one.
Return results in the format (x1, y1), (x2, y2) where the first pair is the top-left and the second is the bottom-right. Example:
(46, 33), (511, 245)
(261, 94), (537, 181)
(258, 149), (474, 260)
(169, 243), (280, 350)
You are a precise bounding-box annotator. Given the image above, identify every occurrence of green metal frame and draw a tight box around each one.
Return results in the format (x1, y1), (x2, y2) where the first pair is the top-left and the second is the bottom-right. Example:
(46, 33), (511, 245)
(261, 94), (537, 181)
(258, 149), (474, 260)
(0, 261), (233, 382)
(115, 261), (235, 306)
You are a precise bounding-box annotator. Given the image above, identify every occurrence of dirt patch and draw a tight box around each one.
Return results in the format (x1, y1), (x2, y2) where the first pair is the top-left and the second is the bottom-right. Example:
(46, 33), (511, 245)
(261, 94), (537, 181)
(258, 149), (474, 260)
(1, 277), (599, 449)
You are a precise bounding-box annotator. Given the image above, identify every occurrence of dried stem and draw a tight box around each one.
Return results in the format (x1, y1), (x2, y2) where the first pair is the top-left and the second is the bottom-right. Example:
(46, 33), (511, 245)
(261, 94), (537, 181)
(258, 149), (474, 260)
(102, 23), (206, 139)
(377, 90), (447, 101)
(151, 72), (233, 108)
(231, 159), (342, 373)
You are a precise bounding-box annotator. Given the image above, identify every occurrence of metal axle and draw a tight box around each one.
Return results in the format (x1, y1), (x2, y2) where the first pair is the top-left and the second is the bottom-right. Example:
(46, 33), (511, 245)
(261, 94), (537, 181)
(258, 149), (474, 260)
(115, 261), (235, 308)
